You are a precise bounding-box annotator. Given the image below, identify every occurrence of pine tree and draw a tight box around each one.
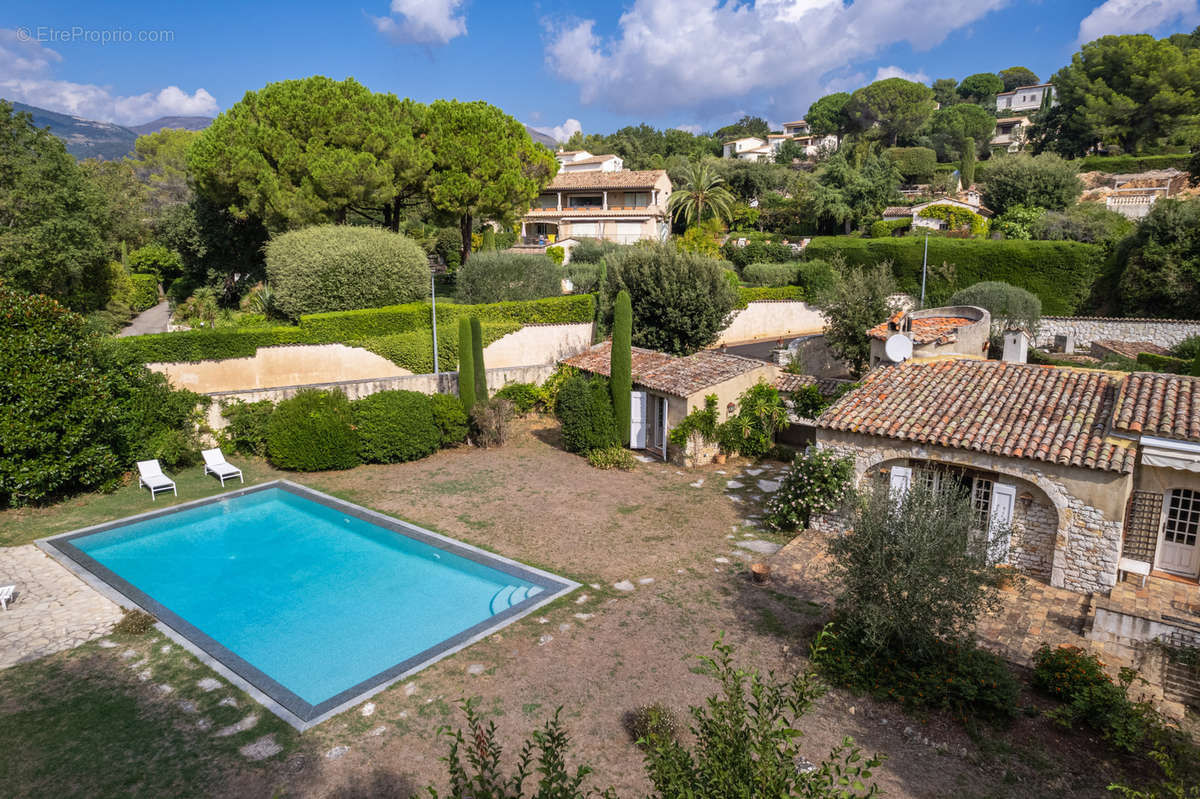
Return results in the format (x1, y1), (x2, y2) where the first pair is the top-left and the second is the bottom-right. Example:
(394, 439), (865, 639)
(470, 316), (487, 402)
(458, 317), (475, 414)
(611, 290), (633, 446)
(960, 137), (976, 189)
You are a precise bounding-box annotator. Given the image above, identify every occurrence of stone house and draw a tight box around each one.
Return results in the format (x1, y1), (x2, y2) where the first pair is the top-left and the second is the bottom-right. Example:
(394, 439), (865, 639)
(813, 359), (1138, 594)
(562, 341), (776, 464)
(867, 306), (991, 369)
(881, 194), (994, 231)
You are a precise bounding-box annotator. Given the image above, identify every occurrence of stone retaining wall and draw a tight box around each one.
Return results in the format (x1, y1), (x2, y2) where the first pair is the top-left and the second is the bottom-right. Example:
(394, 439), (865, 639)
(1035, 317), (1200, 350)
(203, 364), (555, 431)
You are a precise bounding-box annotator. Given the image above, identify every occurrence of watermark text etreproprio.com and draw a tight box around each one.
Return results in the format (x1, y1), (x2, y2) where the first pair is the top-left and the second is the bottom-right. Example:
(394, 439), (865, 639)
(16, 26), (175, 45)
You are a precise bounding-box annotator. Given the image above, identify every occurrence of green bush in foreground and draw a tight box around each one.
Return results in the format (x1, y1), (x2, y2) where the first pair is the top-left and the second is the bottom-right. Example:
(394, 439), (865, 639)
(743, 262), (797, 287)
(128, 273), (159, 312)
(351, 390), (439, 464)
(265, 224), (429, 318)
(456, 251), (562, 304)
(555, 374), (619, 454)
(493, 382), (541, 414)
(218, 399), (274, 456)
(266, 389), (360, 471)
(586, 446), (636, 471)
(430, 392), (469, 447)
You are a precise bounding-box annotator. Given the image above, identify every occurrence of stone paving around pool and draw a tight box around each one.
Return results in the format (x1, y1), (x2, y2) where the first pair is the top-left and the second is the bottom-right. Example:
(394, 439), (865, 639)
(0, 544), (123, 668)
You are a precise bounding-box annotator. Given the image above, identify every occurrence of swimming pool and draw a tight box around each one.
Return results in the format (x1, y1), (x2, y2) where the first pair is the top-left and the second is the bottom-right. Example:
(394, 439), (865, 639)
(41, 481), (577, 729)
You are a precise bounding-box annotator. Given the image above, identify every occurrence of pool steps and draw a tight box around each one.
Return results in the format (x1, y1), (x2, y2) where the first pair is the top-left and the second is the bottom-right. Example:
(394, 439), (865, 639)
(489, 584), (544, 614)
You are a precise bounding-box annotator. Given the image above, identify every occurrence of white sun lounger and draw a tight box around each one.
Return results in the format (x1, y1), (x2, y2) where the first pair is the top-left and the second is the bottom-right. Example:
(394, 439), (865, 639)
(137, 459), (177, 500)
(0, 585), (13, 610)
(202, 448), (244, 486)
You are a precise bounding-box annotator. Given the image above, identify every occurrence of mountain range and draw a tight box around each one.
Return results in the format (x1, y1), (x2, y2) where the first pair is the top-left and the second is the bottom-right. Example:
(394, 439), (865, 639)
(6, 100), (561, 160)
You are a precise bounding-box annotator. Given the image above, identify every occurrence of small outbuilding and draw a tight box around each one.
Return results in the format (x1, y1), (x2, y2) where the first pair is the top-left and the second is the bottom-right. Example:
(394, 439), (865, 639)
(563, 342), (777, 464)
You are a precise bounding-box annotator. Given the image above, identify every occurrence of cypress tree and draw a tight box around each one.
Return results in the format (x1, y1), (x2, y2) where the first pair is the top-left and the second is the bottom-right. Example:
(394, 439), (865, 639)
(481, 228), (495, 251)
(458, 317), (475, 414)
(470, 316), (487, 402)
(960, 137), (976, 189)
(611, 289), (633, 446)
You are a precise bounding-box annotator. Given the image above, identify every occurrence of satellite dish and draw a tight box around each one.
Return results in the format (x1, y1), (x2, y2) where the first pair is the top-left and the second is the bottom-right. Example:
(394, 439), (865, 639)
(884, 334), (913, 363)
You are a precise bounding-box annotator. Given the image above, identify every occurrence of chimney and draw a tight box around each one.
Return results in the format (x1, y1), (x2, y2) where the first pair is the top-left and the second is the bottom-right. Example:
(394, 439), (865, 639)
(1002, 329), (1029, 363)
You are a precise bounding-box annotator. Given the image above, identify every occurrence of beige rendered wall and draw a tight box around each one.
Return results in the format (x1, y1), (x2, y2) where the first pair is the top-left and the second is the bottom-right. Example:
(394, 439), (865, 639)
(714, 301), (827, 346)
(482, 323), (593, 368)
(666, 363), (780, 465)
(152, 344), (410, 393)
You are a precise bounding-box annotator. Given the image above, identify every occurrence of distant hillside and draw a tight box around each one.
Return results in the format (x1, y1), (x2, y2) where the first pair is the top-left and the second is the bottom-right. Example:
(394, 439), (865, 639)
(128, 116), (213, 135)
(4, 102), (213, 160)
(525, 125), (558, 149)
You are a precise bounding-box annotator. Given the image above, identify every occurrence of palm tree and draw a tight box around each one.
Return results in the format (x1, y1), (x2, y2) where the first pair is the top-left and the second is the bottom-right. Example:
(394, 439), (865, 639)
(668, 160), (735, 227)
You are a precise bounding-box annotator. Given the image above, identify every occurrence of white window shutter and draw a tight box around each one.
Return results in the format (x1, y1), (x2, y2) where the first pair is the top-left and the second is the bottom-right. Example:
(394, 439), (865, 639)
(630, 391), (647, 449)
(889, 465), (912, 501)
(989, 482), (1017, 562)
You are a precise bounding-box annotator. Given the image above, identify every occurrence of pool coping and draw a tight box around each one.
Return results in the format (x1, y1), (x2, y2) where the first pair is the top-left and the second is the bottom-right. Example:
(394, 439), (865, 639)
(36, 479), (580, 731)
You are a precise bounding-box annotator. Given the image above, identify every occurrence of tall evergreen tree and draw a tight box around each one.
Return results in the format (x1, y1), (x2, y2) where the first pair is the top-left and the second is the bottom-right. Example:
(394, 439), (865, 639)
(610, 290), (633, 446)
(457, 317), (476, 414)
(470, 316), (487, 403)
(960, 138), (976, 189)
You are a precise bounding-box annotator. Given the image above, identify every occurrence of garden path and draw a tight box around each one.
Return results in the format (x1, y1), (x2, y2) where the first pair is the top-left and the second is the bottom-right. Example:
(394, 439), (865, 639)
(116, 300), (170, 337)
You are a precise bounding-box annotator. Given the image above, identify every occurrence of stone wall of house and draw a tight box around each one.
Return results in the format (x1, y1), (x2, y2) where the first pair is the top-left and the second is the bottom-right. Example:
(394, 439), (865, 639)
(1035, 317), (1200, 350)
(811, 429), (1132, 595)
(203, 364), (555, 431)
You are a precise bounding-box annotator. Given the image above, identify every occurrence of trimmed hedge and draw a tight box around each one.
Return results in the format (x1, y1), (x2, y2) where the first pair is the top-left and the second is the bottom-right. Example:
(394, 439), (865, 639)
(555, 374), (619, 454)
(455, 251), (561, 304)
(1076, 154), (1190, 174)
(266, 389), (360, 471)
(128, 274), (159, 312)
(266, 225), (429, 318)
(868, 219), (912, 238)
(803, 237), (1104, 315)
(1136, 352), (1192, 374)
(352, 390), (440, 464)
(736, 286), (807, 307)
(356, 321), (520, 374)
(430, 393), (469, 446)
(113, 295), (593, 366)
(743, 262), (797, 287)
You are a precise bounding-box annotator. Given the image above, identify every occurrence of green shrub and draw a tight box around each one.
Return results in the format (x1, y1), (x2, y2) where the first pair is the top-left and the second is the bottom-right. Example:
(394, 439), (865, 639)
(545, 245), (564, 265)
(569, 238), (625, 264)
(948, 281), (1041, 338)
(718, 381), (787, 459)
(1032, 644), (1112, 701)
(605, 243), (739, 355)
(765, 446), (854, 531)
(720, 239), (793, 270)
(456, 251), (562, 304)
(218, 399), (274, 456)
(814, 622), (1019, 722)
(128, 273), (159, 312)
(536, 363), (578, 411)
(742, 262), (797, 287)
(884, 146), (937, 182)
(795, 259), (838, 299)
(1077, 153), (1192, 173)
(457, 317), (476, 414)
(266, 389), (360, 471)
(868, 218), (911, 238)
(429, 393), (469, 447)
(668, 395), (718, 450)
(917, 204), (989, 237)
(352, 390), (439, 464)
(127, 244), (182, 282)
(265, 225), (429, 318)
(1137, 351), (1191, 373)
(470, 316), (487, 403)
(554, 374), (618, 454)
(469, 397), (513, 448)
(611, 290), (632, 446)
(564, 261), (602, 294)
(980, 153), (1082, 215)
(586, 445), (636, 470)
(803, 236), (1103, 315)
(1174, 335), (1200, 361)
(493, 382), (541, 414)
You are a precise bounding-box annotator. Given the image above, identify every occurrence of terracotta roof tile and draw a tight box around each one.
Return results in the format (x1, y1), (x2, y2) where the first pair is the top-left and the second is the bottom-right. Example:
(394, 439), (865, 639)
(1112, 372), (1200, 443)
(866, 316), (972, 344)
(563, 342), (766, 398)
(774, 373), (852, 399)
(816, 360), (1135, 473)
(546, 170), (668, 190)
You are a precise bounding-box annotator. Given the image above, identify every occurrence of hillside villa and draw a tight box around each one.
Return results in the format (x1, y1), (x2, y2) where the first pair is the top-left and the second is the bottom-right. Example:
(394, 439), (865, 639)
(721, 119), (838, 162)
(995, 82), (1056, 113)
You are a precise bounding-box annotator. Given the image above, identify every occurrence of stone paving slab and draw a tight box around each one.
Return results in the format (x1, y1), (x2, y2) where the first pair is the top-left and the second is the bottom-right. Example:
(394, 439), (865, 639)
(0, 545), (123, 668)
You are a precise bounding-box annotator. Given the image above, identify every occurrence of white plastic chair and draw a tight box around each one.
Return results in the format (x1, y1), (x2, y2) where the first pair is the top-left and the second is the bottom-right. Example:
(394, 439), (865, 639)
(0, 585), (13, 610)
(202, 448), (243, 486)
(136, 459), (177, 500)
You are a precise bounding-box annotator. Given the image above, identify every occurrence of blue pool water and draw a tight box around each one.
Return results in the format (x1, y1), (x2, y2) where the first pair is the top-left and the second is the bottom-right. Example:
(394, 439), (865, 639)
(69, 486), (545, 711)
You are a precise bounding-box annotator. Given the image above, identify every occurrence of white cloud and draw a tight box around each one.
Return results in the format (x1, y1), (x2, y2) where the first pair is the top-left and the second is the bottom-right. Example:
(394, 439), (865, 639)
(873, 65), (930, 84)
(0, 28), (217, 124)
(372, 0), (467, 45)
(1078, 0), (1200, 43)
(674, 123), (704, 134)
(544, 0), (1008, 118)
(534, 117), (582, 142)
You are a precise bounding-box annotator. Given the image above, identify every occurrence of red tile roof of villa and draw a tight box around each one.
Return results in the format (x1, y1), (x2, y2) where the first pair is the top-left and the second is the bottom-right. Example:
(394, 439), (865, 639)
(816, 359), (1136, 473)
(564, 342), (765, 398)
(1112, 372), (1200, 443)
(866, 316), (973, 344)
(545, 170), (667, 190)
(774, 373), (852, 399)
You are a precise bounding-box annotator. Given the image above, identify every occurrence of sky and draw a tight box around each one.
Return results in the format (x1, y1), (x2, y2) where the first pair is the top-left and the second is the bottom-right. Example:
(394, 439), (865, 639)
(2, 0), (1198, 139)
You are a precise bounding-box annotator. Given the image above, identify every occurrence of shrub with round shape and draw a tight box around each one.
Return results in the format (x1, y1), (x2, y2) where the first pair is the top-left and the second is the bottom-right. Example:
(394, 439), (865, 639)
(265, 224), (429, 318)
(266, 389), (360, 471)
(430, 393), (469, 447)
(352, 390), (440, 464)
